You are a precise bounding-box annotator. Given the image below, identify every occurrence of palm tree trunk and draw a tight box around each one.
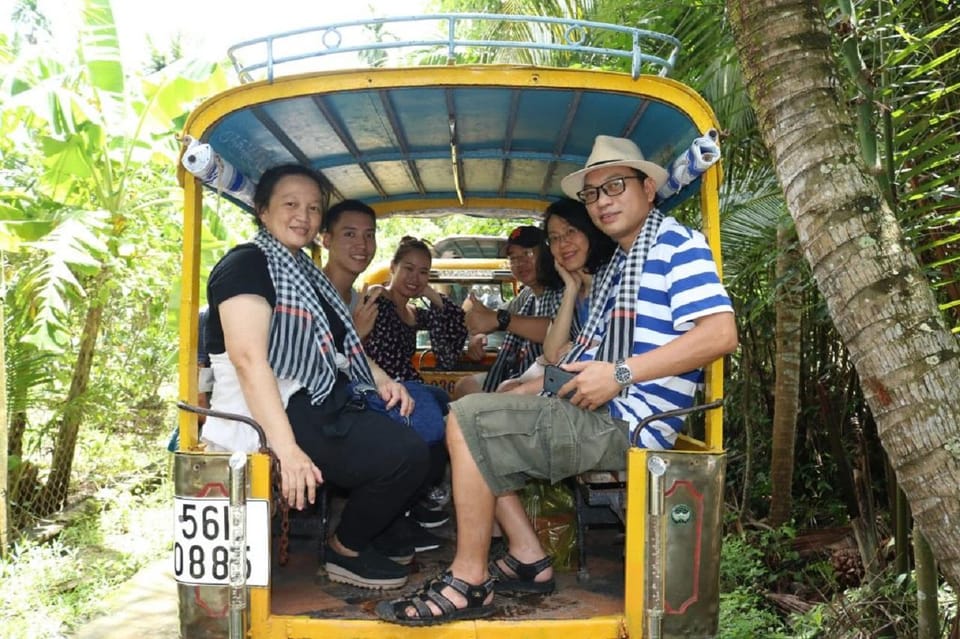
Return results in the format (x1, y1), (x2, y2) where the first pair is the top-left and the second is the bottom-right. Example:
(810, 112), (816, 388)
(914, 523), (940, 639)
(1, 294), (8, 556)
(728, 0), (960, 589)
(36, 270), (108, 515)
(768, 222), (802, 526)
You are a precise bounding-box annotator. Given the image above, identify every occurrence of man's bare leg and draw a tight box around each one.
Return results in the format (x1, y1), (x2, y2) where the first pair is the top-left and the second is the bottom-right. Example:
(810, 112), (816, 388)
(494, 492), (554, 584)
(398, 410), (495, 617)
(447, 412), (496, 583)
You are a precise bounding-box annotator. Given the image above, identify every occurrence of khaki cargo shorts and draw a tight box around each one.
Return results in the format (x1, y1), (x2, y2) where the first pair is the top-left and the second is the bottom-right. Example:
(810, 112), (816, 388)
(449, 393), (629, 495)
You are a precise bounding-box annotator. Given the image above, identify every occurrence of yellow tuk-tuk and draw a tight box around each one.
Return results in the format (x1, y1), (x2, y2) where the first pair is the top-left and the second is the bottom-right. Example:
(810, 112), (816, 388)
(173, 13), (725, 639)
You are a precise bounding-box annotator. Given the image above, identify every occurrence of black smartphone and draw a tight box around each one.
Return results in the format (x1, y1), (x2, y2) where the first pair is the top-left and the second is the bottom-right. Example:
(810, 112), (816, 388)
(543, 365), (577, 398)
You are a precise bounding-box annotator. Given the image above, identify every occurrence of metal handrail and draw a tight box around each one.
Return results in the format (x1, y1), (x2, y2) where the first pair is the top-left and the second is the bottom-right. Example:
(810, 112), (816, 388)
(227, 13), (681, 83)
(176, 401), (269, 451)
(629, 398), (724, 448)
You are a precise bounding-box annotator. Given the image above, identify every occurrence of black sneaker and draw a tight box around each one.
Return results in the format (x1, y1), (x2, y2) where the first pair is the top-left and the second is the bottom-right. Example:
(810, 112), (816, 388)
(411, 502), (450, 528)
(386, 513), (445, 552)
(407, 525), (444, 553)
(371, 533), (415, 565)
(425, 484), (451, 508)
(324, 546), (408, 590)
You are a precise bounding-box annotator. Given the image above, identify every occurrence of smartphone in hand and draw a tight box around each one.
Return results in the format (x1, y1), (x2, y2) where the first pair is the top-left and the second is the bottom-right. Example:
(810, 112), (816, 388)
(543, 365), (577, 399)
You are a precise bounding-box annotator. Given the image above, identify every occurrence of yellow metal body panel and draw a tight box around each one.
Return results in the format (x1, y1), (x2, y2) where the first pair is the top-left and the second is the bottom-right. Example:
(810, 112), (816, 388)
(247, 615), (627, 638)
(177, 176), (202, 450)
(174, 452), (272, 637)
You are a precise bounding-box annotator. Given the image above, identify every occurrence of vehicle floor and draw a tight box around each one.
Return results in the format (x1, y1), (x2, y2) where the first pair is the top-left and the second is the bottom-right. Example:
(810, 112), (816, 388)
(271, 507), (626, 621)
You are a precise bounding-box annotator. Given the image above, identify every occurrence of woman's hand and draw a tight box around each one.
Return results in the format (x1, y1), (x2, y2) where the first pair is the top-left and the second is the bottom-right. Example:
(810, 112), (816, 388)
(555, 259), (582, 290)
(497, 377), (544, 394)
(420, 283), (443, 307)
(496, 378), (524, 393)
(273, 441), (324, 511)
(378, 377), (415, 417)
(465, 333), (488, 361)
(353, 284), (382, 340)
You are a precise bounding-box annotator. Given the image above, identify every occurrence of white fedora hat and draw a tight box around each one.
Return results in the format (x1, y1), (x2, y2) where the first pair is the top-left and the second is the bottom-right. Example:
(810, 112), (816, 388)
(561, 135), (669, 199)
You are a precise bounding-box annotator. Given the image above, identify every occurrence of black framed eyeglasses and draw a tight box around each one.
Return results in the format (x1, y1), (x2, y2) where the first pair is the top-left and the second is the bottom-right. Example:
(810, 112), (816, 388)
(576, 175), (642, 205)
(546, 227), (582, 246)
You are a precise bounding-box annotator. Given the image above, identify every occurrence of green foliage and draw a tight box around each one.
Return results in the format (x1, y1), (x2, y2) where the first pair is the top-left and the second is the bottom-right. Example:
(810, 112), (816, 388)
(719, 587), (791, 638)
(822, 1), (960, 332)
(1, 0), (229, 527)
(0, 467), (172, 639)
(722, 526), (820, 590)
(796, 566), (951, 638)
(1, 308), (175, 637)
(1, 0), (226, 354)
(720, 534), (768, 591)
(718, 533), (792, 638)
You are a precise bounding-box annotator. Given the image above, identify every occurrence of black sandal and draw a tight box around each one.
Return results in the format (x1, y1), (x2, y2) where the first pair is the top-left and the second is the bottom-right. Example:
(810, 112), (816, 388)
(489, 553), (555, 595)
(375, 570), (496, 626)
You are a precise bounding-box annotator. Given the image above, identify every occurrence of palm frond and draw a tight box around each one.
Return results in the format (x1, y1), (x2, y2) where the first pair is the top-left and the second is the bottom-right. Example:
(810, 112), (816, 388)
(17, 208), (110, 351)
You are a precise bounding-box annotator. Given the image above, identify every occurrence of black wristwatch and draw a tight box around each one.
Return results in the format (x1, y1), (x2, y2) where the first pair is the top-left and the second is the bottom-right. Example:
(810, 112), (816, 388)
(496, 309), (511, 331)
(614, 359), (633, 388)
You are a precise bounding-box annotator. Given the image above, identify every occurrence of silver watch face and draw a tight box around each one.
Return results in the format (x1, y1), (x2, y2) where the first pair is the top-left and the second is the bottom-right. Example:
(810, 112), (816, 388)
(615, 361), (631, 385)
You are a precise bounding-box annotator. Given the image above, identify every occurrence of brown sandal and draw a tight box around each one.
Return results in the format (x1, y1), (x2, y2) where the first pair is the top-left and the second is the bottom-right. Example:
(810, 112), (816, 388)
(375, 570), (496, 626)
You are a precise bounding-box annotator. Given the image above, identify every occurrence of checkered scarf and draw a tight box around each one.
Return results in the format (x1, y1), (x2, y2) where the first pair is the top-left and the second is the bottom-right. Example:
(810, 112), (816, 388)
(483, 286), (564, 392)
(562, 209), (665, 397)
(252, 228), (375, 404)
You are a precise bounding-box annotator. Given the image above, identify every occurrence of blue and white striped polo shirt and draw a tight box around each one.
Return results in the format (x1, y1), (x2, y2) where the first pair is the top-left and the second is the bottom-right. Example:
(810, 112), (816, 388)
(583, 216), (733, 449)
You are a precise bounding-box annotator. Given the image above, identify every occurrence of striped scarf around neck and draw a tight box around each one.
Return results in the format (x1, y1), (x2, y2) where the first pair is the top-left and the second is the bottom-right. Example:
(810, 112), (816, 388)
(483, 286), (563, 392)
(561, 208), (665, 397)
(252, 228), (375, 405)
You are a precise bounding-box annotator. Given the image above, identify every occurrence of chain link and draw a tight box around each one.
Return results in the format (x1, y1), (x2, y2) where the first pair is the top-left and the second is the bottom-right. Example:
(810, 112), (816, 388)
(267, 449), (290, 566)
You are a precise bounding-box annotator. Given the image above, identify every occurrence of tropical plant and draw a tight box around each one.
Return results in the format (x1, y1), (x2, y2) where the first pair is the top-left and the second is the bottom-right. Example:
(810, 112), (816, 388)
(1, 0), (227, 528)
(727, 0), (960, 591)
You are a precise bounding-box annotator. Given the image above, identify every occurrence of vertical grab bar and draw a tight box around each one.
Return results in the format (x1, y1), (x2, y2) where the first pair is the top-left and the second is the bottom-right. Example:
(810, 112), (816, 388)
(647, 455), (668, 639)
(228, 451), (248, 639)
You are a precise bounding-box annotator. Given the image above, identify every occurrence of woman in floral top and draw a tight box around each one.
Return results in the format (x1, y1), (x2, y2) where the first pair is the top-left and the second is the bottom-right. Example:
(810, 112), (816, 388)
(364, 236), (466, 529)
(364, 236), (468, 382)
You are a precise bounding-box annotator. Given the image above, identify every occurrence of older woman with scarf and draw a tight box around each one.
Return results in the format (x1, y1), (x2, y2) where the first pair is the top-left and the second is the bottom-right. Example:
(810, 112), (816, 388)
(200, 164), (428, 591)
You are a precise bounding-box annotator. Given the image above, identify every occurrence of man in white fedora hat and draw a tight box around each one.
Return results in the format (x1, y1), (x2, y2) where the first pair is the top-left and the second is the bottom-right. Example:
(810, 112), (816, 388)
(376, 135), (738, 625)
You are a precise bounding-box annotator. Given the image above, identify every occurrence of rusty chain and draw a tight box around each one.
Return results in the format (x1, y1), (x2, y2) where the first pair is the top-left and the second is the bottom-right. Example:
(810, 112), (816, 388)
(268, 449), (291, 566)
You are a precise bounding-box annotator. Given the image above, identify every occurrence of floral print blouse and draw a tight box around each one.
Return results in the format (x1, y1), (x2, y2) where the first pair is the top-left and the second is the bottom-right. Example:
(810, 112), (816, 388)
(364, 294), (467, 382)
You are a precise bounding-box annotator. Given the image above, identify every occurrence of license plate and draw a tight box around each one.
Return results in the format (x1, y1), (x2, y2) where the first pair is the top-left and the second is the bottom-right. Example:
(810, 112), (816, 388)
(173, 497), (270, 586)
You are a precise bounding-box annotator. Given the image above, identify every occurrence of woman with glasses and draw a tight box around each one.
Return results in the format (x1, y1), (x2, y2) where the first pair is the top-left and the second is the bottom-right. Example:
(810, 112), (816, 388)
(541, 198), (616, 363)
(499, 198), (616, 394)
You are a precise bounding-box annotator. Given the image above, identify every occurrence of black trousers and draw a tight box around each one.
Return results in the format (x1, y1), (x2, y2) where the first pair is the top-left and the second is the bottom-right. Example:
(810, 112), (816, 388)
(424, 443), (449, 496)
(286, 391), (429, 552)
